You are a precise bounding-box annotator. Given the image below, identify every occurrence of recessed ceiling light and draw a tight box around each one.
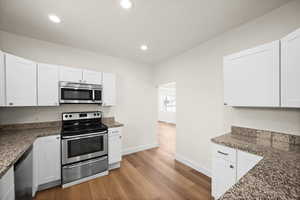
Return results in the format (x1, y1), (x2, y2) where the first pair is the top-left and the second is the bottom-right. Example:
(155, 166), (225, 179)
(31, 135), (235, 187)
(120, 0), (132, 9)
(48, 14), (61, 23)
(140, 45), (148, 51)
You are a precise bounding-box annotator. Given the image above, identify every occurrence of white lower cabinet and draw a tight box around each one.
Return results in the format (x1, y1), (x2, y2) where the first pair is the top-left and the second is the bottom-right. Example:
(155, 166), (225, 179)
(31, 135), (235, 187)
(237, 150), (262, 181)
(212, 143), (237, 199)
(33, 135), (61, 195)
(108, 127), (122, 169)
(212, 143), (262, 199)
(0, 167), (14, 200)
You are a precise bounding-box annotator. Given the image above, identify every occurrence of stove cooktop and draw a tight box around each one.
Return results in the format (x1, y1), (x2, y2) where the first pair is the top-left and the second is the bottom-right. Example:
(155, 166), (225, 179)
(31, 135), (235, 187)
(61, 111), (108, 137)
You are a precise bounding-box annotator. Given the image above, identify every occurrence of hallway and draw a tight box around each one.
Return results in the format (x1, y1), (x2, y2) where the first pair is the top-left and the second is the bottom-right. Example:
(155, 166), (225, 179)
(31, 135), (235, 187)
(158, 121), (176, 157)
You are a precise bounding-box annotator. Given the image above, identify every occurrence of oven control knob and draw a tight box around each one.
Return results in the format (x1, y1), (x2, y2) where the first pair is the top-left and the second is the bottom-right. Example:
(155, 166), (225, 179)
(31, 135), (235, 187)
(94, 113), (96, 116)
(65, 115), (68, 118)
(69, 115), (72, 118)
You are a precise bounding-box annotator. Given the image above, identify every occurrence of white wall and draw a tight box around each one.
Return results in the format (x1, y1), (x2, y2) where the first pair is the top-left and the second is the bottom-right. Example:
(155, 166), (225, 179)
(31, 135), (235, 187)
(0, 31), (158, 152)
(154, 0), (300, 176)
(158, 87), (176, 124)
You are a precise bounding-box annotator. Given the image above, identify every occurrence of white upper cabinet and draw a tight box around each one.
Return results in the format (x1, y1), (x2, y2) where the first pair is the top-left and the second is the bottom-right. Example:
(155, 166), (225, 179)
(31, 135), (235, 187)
(223, 41), (280, 107)
(82, 70), (102, 84)
(59, 66), (102, 84)
(0, 51), (5, 106)
(102, 72), (116, 106)
(59, 66), (83, 83)
(281, 28), (300, 108)
(5, 54), (37, 107)
(38, 63), (59, 106)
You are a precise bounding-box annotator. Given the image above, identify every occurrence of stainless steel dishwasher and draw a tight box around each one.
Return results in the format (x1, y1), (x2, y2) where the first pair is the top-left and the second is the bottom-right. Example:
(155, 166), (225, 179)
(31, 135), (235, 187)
(14, 145), (33, 200)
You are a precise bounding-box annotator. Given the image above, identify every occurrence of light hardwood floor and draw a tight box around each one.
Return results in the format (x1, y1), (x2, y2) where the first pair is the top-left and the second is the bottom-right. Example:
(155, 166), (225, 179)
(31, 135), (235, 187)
(34, 122), (212, 200)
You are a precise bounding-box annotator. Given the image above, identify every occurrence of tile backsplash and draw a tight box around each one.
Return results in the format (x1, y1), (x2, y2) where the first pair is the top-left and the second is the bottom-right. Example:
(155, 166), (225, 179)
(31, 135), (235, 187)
(0, 104), (114, 124)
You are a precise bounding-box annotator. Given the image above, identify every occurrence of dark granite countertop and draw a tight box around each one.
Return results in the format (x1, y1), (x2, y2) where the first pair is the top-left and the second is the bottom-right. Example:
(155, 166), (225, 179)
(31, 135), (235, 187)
(211, 127), (300, 200)
(0, 118), (124, 178)
(102, 117), (124, 128)
(0, 122), (61, 178)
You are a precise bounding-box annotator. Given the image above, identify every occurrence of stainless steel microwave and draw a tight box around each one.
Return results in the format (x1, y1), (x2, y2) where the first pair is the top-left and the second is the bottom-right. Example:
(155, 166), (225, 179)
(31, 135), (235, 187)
(59, 81), (102, 104)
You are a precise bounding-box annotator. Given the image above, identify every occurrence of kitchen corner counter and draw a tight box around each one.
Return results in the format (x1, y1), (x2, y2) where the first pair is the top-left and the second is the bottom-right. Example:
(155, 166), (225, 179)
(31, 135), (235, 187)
(211, 127), (300, 200)
(0, 122), (61, 178)
(102, 117), (124, 128)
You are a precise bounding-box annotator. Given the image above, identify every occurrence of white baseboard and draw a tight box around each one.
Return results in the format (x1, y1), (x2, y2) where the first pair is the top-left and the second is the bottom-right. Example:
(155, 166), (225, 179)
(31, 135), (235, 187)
(175, 153), (211, 177)
(122, 143), (159, 156)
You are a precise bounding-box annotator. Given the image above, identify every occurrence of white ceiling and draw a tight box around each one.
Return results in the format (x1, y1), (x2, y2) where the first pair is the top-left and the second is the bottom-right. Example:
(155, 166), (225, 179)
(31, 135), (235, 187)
(0, 0), (292, 64)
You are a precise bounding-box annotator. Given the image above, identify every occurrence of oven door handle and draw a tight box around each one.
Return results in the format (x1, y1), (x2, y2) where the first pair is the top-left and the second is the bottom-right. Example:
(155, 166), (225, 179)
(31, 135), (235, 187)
(63, 131), (107, 140)
(63, 156), (108, 169)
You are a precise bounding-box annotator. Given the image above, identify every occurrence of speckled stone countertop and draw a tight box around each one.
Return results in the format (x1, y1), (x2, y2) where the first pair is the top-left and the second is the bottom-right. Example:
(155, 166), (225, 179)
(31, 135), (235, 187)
(0, 118), (123, 178)
(0, 121), (61, 178)
(102, 117), (124, 128)
(211, 126), (300, 200)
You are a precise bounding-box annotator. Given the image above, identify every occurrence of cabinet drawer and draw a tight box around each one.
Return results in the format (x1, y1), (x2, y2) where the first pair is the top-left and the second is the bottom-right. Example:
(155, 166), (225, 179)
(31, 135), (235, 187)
(62, 156), (108, 185)
(108, 127), (121, 137)
(213, 143), (236, 163)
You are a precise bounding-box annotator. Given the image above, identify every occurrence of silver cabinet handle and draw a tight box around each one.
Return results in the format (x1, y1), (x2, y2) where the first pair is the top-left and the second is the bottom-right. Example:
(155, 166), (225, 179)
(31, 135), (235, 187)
(119, 136), (122, 139)
(56, 136), (60, 140)
(230, 165), (234, 169)
(9, 102), (13, 106)
(217, 151), (229, 156)
(224, 103), (228, 105)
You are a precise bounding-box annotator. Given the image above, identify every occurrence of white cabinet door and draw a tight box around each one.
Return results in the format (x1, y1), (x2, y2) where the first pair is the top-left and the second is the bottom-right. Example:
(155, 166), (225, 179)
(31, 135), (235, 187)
(108, 128), (122, 164)
(82, 70), (102, 84)
(0, 167), (14, 200)
(35, 135), (61, 186)
(5, 54), (37, 106)
(212, 156), (236, 199)
(38, 64), (59, 106)
(0, 51), (5, 106)
(237, 150), (262, 181)
(281, 28), (300, 107)
(223, 41), (280, 107)
(102, 73), (116, 106)
(59, 66), (83, 83)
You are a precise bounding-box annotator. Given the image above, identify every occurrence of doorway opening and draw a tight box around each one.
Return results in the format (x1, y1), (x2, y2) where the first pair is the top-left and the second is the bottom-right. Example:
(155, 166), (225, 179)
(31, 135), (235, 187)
(157, 82), (176, 157)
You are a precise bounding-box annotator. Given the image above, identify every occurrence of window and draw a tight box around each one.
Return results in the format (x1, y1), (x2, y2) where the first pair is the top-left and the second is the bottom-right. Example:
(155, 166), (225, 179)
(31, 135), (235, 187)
(160, 95), (176, 112)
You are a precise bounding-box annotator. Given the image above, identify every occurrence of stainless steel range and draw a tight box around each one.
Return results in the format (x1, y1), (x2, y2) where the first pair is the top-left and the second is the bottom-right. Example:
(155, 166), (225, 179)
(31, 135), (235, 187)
(61, 111), (108, 187)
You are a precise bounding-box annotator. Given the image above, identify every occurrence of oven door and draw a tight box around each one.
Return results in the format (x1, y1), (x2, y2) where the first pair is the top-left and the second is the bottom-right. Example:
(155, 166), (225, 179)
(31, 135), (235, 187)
(62, 132), (108, 165)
